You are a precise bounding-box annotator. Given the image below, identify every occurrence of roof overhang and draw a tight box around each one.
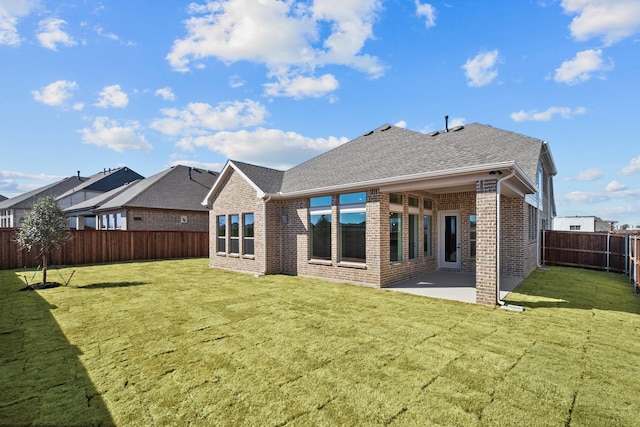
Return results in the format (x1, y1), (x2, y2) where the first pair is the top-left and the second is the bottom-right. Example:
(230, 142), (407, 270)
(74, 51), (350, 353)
(267, 162), (536, 200)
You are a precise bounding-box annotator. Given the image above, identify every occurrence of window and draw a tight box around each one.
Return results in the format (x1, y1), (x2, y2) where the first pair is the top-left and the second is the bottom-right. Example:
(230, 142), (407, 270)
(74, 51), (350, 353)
(423, 215), (432, 256)
(570, 225), (581, 231)
(243, 213), (254, 256)
(390, 212), (402, 262)
(116, 213), (122, 229)
(339, 192), (366, 263)
(216, 215), (226, 253)
(423, 199), (433, 257)
(310, 196), (332, 260)
(180, 215), (188, 224)
(389, 193), (403, 205)
(528, 205), (537, 241)
(133, 214), (143, 221)
(409, 214), (419, 259)
(108, 214), (115, 229)
(469, 214), (477, 258)
(101, 214), (108, 230)
(408, 196), (419, 208)
(229, 214), (239, 254)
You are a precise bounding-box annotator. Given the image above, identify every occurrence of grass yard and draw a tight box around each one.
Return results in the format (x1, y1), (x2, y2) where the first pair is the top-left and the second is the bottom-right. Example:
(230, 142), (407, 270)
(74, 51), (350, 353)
(1, 259), (639, 426)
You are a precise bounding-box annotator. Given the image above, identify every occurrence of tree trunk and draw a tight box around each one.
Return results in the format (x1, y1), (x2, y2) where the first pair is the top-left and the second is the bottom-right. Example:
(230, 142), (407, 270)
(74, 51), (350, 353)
(42, 252), (48, 284)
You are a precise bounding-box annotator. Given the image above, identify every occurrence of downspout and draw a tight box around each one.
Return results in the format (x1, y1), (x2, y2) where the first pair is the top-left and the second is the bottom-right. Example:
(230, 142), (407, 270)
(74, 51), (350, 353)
(262, 195), (272, 275)
(495, 169), (524, 311)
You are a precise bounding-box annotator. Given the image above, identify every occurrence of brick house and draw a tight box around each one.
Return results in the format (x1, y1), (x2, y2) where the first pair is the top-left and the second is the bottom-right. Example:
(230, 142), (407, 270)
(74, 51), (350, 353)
(65, 165), (219, 231)
(202, 123), (557, 305)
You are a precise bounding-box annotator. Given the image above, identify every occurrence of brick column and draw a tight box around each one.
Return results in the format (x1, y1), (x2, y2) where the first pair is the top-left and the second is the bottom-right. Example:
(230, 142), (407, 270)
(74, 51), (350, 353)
(476, 179), (498, 305)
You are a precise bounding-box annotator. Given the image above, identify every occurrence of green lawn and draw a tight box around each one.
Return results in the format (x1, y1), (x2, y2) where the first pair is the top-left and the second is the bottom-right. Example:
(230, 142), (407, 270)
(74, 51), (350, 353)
(1, 259), (639, 426)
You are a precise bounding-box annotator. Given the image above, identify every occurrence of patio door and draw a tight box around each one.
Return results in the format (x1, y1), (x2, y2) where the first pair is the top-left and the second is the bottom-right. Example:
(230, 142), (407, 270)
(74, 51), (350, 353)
(439, 211), (461, 269)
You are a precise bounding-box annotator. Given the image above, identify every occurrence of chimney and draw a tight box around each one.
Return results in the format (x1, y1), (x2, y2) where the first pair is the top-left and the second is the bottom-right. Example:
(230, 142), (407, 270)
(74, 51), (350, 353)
(445, 115), (449, 132)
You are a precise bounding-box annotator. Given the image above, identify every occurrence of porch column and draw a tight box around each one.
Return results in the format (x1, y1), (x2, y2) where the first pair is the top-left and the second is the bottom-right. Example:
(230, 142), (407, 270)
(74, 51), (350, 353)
(76, 216), (85, 230)
(476, 179), (498, 305)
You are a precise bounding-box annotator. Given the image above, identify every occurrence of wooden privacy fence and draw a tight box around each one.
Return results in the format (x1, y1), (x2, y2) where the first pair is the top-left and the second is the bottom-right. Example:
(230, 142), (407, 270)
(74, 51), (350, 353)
(543, 230), (639, 293)
(0, 229), (209, 270)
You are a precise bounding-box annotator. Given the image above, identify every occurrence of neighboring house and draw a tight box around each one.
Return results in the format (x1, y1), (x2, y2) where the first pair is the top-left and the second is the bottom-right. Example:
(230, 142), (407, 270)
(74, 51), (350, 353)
(203, 122), (557, 305)
(0, 174), (88, 228)
(63, 180), (142, 229)
(0, 195), (7, 202)
(553, 216), (617, 233)
(69, 165), (219, 231)
(553, 216), (616, 232)
(56, 167), (144, 210)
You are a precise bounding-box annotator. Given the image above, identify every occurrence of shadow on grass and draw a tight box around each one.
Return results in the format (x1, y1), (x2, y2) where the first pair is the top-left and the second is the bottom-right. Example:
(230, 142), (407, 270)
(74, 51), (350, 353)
(0, 272), (115, 426)
(79, 281), (151, 289)
(505, 267), (640, 314)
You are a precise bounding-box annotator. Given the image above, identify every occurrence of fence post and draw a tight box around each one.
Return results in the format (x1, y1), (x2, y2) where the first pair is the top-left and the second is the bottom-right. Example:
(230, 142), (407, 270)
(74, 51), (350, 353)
(606, 232), (610, 272)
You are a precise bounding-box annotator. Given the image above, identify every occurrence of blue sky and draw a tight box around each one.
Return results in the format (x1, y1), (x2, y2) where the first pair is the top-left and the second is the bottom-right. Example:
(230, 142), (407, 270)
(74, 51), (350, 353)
(1, 0), (639, 226)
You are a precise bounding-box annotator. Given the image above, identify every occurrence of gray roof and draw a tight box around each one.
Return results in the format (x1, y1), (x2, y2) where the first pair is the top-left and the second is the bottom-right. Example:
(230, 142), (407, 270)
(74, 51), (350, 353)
(96, 165), (219, 212)
(63, 180), (142, 214)
(280, 123), (545, 194)
(0, 195), (7, 202)
(0, 175), (87, 209)
(56, 167), (144, 199)
(231, 160), (284, 194)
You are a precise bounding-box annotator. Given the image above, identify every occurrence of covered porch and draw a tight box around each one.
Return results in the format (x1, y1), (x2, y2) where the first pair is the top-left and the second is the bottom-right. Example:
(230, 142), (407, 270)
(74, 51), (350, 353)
(383, 270), (523, 304)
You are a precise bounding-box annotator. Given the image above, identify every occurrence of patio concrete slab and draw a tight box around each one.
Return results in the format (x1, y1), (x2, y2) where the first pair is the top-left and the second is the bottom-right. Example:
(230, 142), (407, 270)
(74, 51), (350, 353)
(383, 271), (523, 304)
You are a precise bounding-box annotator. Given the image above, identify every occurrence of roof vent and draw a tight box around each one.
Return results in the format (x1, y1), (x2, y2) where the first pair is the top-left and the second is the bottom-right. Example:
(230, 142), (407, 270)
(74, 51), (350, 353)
(364, 130), (374, 136)
(429, 131), (439, 137)
(452, 125), (464, 132)
(381, 125), (391, 132)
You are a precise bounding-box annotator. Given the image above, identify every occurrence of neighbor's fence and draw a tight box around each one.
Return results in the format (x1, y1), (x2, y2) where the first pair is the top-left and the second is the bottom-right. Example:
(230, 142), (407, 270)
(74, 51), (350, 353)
(543, 230), (639, 293)
(0, 229), (209, 270)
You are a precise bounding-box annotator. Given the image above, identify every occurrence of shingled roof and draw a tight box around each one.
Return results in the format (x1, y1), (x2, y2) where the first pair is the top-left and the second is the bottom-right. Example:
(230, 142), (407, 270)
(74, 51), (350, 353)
(56, 167), (144, 200)
(280, 123), (546, 194)
(203, 122), (554, 204)
(0, 175), (87, 209)
(97, 165), (219, 212)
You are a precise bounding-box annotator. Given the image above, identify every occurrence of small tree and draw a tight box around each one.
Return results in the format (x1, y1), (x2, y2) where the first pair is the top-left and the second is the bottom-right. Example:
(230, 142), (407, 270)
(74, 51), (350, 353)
(16, 196), (72, 284)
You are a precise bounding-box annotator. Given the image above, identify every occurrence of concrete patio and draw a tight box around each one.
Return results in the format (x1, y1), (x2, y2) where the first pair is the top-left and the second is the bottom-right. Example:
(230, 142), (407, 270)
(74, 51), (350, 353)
(383, 270), (522, 304)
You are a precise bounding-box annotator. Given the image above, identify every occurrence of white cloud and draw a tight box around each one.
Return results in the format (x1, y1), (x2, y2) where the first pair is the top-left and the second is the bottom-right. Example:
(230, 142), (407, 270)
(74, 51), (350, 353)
(79, 117), (152, 152)
(263, 73), (339, 98)
(606, 180), (626, 191)
(560, 188), (640, 203)
(168, 159), (224, 172)
(176, 127), (349, 170)
(155, 87), (176, 101)
(0, 170), (63, 181)
(510, 106), (586, 122)
(229, 75), (245, 88)
(36, 17), (76, 50)
(0, 0), (39, 46)
(553, 49), (613, 85)
(150, 99), (268, 137)
(621, 156), (640, 175)
(561, 0), (640, 46)
(166, 0), (385, 98)
(462, 50), (500, 87)
(95, 84), (129, 108)
(415, 1), (436, 28)
(568, 168), (603, 181)
(31, 80), (78, 106)
(394, 120), (407, 128)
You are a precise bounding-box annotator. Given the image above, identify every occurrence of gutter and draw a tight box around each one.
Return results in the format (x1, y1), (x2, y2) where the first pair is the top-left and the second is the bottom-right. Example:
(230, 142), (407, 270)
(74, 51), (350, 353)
(495, 169), (525, 312)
